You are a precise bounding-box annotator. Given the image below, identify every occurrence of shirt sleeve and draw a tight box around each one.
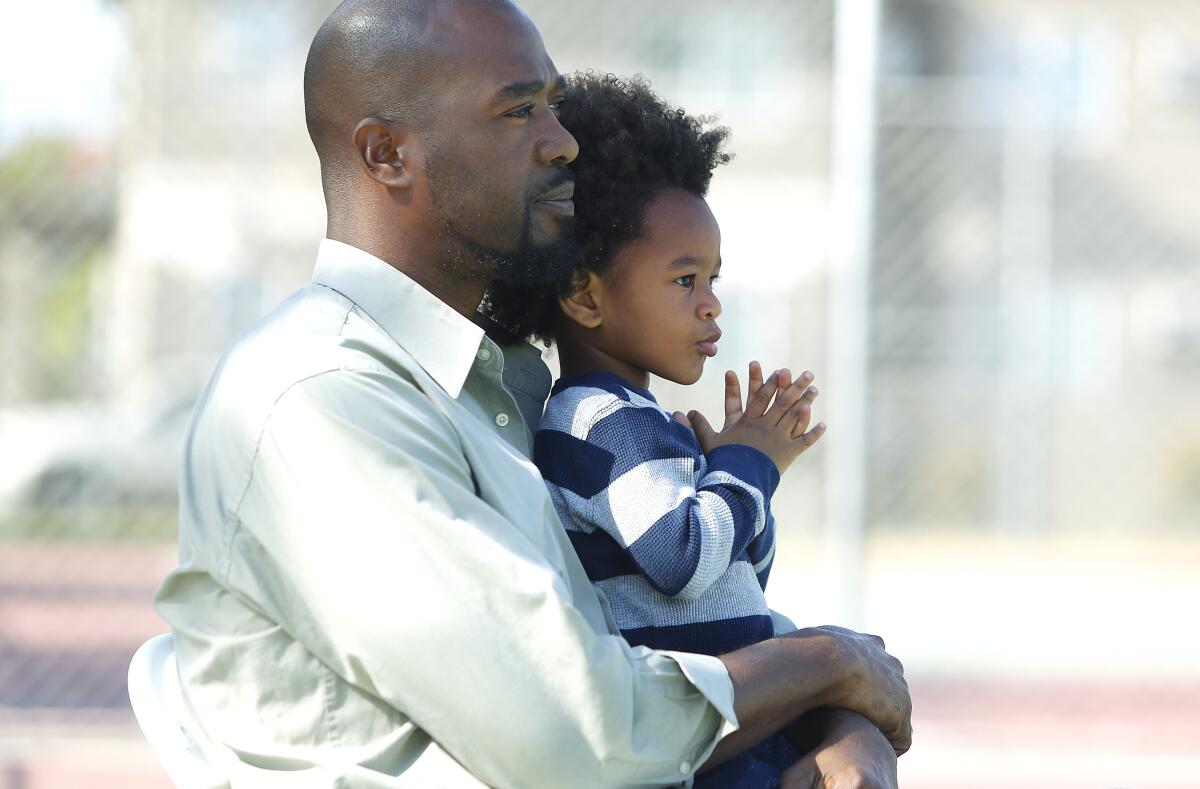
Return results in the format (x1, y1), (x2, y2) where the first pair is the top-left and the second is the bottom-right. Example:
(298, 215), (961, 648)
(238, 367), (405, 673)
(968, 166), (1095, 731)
(537, 397), (781, 601)
(747, 512), (776, 591)
(228, 369), (738, 789)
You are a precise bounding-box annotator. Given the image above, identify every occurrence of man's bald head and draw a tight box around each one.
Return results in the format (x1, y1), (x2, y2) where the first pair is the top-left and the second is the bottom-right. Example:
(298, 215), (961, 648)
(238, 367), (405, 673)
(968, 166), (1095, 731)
(303, 0), (518, 188)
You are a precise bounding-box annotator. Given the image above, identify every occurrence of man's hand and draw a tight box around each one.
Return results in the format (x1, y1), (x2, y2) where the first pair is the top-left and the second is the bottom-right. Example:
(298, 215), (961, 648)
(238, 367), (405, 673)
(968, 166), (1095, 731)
(709, 626), (911, 771)
(781, 709), (899, 789)
(681, 361), (826, 475)
(783, 626), (912, 755)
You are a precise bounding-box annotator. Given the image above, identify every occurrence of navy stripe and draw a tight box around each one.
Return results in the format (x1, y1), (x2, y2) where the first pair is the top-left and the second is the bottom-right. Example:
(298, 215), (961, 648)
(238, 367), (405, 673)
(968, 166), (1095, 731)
(621, 615), (775, 657)
(706, 444), (781, 501)
(587, 406), (701, 482)
(624, 498), (703, 596)
(566, 530), (640, 582)
(533, 429), (614, 498)
(746, 514), (775, 566)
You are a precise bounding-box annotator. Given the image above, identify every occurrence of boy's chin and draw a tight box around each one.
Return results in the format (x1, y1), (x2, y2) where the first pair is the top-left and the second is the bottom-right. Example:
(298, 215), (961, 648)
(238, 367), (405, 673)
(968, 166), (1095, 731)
(659, 366), (705, 387)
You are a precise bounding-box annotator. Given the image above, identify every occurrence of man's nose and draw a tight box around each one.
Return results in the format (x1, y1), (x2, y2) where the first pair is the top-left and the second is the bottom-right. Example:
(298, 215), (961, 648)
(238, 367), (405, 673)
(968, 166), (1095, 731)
(538, 113), (579, 166)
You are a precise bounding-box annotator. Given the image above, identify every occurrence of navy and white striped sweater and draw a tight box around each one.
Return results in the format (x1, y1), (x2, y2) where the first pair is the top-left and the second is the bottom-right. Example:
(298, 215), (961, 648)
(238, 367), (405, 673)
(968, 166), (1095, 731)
(534, 371), (779, 656)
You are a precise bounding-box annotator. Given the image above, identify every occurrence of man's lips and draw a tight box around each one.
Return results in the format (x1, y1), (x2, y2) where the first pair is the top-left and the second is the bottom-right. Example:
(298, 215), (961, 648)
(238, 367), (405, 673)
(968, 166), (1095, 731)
(535, 183), (575, 216)
(697, 329), (722, 357)
(535, 198), (574, 216)
(538, 183), (574, 201)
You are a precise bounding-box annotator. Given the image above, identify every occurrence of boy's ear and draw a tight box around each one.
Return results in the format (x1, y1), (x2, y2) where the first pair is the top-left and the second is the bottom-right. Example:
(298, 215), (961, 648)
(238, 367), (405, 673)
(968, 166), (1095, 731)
(558, 271), (604, 329)
(353, 117), (414, 190)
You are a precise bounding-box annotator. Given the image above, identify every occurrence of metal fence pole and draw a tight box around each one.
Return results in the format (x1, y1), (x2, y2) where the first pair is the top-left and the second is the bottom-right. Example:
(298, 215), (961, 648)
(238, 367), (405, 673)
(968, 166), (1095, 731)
(825, 0), (880, 628)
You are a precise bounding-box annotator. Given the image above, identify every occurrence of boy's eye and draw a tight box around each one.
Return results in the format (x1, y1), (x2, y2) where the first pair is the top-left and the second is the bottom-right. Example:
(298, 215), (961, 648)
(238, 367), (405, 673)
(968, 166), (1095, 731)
(710, 274), (721, 286)
(674, 275), (695, 288)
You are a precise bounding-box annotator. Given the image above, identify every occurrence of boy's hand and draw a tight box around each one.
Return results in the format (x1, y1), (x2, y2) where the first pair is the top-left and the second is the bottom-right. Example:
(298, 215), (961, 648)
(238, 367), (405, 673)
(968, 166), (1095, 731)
(685, 360), (826, 475)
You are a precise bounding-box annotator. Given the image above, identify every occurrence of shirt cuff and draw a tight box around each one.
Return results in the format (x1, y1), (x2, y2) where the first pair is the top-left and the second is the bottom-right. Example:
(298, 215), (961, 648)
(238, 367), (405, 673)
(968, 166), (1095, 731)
(660, 649), (740, 743)
(705, 443), (781, 499)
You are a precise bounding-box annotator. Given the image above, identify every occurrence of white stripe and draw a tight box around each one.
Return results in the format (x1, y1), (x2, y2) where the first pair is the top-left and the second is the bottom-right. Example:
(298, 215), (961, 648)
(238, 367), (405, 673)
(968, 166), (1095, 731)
(595, 562), (771, 631)
(604, 457), (696, 548)
(537, 386), (623, 439)
(675, 491), (735, 600)
(546, 483), (596, 534)
(571, 390), (625, 439)
(703, 470), (766, 536)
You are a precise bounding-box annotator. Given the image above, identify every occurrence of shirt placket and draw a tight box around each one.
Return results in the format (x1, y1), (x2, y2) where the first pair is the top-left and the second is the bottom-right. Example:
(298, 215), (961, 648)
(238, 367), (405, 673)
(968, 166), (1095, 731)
(470, 341), (530, 455)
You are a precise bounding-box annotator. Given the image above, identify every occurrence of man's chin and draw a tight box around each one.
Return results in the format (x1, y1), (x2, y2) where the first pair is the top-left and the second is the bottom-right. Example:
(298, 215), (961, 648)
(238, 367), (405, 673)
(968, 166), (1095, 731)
(498, 235), (577, 289)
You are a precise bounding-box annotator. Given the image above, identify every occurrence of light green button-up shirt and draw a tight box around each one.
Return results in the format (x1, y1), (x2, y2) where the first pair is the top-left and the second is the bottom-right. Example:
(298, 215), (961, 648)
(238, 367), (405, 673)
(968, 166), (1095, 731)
(154, 239), (739, 788)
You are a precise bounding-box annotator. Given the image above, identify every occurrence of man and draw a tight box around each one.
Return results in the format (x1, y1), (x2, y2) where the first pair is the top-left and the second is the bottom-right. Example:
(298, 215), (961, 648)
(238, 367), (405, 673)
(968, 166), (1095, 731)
(154, 1), (911, 786)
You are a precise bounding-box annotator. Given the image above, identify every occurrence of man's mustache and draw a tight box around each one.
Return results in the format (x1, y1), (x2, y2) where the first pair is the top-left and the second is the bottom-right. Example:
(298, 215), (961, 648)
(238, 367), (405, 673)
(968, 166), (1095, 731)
(534, 170), (575, 201)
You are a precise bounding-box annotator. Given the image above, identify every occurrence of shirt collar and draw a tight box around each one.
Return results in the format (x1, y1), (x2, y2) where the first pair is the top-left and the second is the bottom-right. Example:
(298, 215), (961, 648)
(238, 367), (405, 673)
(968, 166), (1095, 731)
(312, 238), (485, 398)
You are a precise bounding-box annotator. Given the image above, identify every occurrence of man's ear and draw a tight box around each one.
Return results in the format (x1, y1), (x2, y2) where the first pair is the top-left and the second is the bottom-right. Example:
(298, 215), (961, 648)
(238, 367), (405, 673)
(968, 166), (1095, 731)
(353, 117), (413, 190)
(558, 271), (604, 329)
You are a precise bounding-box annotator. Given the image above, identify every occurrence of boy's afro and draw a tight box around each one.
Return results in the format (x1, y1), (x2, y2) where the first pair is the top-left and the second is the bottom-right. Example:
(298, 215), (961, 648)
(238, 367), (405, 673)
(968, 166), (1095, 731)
(483, 71), (731, 343)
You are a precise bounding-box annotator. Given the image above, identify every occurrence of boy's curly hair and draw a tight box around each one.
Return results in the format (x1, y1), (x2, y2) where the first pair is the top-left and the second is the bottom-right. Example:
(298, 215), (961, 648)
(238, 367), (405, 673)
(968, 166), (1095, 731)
(482, 71), (731, 343)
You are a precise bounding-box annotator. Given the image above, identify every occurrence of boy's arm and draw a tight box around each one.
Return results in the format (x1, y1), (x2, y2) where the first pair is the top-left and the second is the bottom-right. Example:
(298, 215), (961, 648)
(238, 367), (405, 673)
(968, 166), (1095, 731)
(540, 396), (779, 600)
(746, 511), (776, 591)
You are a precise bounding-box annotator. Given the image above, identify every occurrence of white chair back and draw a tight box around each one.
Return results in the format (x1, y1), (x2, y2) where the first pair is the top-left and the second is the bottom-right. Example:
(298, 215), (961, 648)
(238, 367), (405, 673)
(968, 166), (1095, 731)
(127, 633), (226, 788)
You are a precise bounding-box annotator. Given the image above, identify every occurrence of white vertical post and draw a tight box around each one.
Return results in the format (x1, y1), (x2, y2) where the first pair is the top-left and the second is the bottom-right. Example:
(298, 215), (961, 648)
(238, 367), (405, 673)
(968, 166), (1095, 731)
(996, 24), (1056, 533)
(825, 0), (881, 628)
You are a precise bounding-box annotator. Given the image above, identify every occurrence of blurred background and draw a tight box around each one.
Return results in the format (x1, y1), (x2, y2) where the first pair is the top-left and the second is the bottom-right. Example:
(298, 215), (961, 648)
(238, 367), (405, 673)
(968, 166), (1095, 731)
(1, 0), (1198, 786)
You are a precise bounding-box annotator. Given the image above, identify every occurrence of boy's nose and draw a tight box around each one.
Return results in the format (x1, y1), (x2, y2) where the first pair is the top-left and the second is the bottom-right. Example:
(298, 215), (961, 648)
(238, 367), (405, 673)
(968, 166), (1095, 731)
(701, 294), (721, 320)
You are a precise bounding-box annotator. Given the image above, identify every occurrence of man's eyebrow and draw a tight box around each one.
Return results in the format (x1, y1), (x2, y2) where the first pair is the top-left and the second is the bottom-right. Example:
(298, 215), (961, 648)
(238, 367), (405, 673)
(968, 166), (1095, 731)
(494, 75), (567, 103)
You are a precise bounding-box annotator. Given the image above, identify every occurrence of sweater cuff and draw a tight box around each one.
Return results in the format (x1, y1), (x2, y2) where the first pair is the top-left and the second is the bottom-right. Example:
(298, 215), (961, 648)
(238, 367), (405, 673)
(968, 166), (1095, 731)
(705, 444), (781, 499)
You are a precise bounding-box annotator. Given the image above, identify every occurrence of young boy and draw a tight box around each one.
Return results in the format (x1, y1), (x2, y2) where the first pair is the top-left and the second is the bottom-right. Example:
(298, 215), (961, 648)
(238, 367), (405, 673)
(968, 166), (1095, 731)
(485, 72), (826, 787)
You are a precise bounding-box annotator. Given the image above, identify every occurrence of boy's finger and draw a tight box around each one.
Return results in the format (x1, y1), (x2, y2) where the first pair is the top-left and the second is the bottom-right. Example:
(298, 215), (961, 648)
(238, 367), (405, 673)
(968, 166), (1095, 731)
(723, 370), (742, 425)
(687, 409), (719, 452)
(795, 420), (827, 445)
(785, 398), (812, 436)
(767, 373), (814, 424)
(672, 411), (693, 431)
(747, 361), (764, 396)
(745, 371), (778, 419)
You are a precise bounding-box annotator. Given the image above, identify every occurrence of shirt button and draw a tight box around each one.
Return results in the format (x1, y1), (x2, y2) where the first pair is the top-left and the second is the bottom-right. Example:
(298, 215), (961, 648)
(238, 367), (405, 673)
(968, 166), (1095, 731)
(494, 413), (510, 427)
(679, 761), (691, 775)
(476, 347), (492, 362)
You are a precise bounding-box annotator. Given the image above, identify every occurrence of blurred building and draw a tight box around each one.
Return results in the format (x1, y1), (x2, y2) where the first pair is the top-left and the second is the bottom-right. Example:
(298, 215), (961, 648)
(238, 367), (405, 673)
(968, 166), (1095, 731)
(104, 0), (329, 395)
(35, 0), (1199, 537)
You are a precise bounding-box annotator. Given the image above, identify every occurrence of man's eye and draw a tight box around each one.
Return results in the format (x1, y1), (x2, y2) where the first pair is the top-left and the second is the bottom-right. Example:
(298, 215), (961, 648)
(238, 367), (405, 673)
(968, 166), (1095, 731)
(549, 97), (567, 113)
(709, 274), (721, 287)
(507, 105), (534, 119)
(674, 275), (695, 288)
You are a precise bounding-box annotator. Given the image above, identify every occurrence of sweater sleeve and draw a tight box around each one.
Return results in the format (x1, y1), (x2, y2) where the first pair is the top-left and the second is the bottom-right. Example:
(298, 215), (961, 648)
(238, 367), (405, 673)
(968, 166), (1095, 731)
(538, 395), (780, 601)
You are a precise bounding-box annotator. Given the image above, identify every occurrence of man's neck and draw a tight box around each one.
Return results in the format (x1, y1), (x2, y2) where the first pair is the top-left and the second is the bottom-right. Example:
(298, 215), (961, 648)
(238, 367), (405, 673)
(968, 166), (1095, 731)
(327, 225), (486, 320)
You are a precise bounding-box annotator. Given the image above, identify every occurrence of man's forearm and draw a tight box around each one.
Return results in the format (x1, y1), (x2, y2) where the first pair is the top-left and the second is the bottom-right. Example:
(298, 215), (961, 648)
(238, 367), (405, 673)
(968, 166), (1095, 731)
(703, 626), (911, 770)
(703, 631), (846, 769)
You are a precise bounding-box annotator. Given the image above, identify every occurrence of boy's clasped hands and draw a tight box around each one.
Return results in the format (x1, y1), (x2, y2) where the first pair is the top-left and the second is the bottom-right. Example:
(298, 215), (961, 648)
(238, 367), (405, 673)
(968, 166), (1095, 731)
(674, 360), (827, 473)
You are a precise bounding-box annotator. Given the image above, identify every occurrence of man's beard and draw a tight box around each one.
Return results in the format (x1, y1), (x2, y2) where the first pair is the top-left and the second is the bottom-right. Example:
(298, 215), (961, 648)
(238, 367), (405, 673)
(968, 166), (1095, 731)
(445, 206), (577, 291)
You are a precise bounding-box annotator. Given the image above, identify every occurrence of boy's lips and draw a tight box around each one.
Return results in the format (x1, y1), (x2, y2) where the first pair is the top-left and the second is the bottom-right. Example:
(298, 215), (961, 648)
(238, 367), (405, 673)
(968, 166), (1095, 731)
(697, 329), (722, 357)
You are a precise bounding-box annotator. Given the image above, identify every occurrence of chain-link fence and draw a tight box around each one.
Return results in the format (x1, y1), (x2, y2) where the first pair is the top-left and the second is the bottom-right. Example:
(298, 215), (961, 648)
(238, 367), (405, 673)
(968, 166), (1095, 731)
(2, 0), (1198, 786)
